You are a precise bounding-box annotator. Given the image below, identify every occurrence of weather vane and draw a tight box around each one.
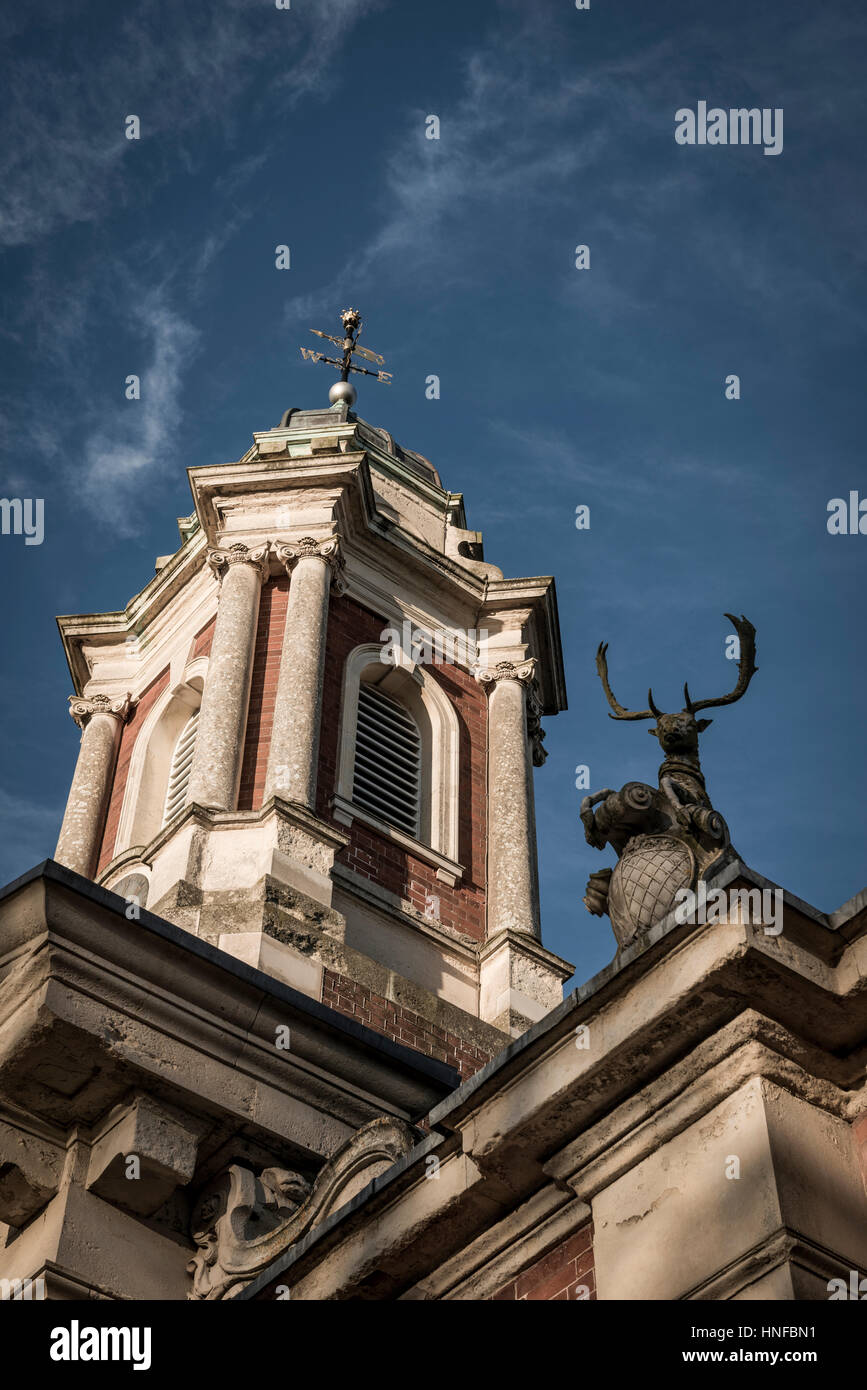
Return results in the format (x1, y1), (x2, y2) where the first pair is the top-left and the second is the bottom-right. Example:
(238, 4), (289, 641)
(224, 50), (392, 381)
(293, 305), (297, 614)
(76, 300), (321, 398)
(299, 307), (392, 407)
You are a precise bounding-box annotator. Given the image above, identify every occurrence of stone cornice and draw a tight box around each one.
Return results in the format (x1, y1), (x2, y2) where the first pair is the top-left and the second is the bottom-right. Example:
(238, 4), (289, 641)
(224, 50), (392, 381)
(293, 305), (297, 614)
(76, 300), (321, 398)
(426, 896), (867, 1144)
(188, 452), (373, 542)
(57, 451), (566, 714)
(477, 577), (567, 716)
(187, 450), (495, 612)
(0, 861), (457, 1127)
(545, 1021), (861, 1205)
(401, 1186), (589, 1302)
(56, 525), (210, 693)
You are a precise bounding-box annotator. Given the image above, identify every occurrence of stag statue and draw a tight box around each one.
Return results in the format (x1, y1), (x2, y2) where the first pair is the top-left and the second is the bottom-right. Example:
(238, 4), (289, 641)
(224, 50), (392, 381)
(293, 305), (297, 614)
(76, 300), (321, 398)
(581, 614), (757, 948)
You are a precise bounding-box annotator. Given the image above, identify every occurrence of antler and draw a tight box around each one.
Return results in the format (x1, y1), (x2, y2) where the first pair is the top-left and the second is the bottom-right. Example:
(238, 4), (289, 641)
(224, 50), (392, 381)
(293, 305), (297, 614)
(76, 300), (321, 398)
(683, 614), (758, 714)
(595, 641), (659, 721)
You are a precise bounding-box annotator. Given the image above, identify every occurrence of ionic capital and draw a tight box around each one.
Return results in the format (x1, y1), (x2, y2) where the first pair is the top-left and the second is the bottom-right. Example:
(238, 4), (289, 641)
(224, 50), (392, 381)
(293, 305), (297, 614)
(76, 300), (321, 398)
(68, 692), (134, 730)
(273, 535), (345, 593)
(207, 541), (270, 585)
(476, 658), (537, 690)
(476, 660), (546, 765)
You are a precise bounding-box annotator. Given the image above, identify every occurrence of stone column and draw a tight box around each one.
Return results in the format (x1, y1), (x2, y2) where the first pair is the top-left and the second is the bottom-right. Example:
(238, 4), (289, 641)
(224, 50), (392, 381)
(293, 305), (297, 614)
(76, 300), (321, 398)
(186, 542), (269, 812)
(264, 536), (344, 809)
(478, 659), (545, 939)
(55, 693), (133, 878)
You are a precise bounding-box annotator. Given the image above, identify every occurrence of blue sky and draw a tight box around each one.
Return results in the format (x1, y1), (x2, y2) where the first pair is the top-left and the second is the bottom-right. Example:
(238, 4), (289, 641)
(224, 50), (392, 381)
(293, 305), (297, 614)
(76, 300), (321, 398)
(1, 0), (865, 986)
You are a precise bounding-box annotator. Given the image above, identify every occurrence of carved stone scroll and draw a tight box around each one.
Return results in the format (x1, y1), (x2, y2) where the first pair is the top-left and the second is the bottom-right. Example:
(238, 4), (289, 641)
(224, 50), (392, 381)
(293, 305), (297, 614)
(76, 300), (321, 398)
(187, 1116), (417, 1300)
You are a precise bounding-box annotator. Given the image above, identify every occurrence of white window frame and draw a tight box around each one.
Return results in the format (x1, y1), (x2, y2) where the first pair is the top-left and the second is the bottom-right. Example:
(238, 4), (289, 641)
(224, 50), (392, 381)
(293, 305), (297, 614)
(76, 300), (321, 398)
(333, 643), (463, 886)
(112, 657), (207, 858)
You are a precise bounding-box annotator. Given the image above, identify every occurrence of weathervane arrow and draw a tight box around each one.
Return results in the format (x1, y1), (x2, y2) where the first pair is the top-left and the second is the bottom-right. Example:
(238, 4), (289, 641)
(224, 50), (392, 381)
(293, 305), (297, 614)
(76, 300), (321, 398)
(299, 307), (392, 407)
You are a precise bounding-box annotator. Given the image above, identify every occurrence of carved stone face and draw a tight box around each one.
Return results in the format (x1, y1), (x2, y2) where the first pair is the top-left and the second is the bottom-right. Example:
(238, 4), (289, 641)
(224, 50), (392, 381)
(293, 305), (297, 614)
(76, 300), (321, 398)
(649, 711), (712, 756)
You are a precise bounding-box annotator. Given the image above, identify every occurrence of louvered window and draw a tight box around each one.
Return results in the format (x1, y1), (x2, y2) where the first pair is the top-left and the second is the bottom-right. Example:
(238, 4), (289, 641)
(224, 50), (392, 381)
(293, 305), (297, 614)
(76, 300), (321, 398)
(352, 683), (421, 836)
(162, 709), (199, 825)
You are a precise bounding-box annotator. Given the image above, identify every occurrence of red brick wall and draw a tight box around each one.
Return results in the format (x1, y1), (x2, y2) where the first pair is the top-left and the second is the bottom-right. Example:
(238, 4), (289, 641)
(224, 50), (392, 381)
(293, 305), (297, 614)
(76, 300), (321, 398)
(191, 614), (216, 659)
(322, 969), (491, 1080)
(96, 667), (170, 875)
(238, 576), (289, 811)
(491, 1225), (596, 1300)
(318, 594), (488, 941)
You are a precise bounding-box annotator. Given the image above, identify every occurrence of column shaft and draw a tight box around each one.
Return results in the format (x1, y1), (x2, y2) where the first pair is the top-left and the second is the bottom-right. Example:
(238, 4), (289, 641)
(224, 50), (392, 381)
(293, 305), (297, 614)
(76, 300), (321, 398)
(264, 539), (340, 808)
(484, 665), (541, 937)
(187, 545), (266, 812)
(55, 696), (131, 878)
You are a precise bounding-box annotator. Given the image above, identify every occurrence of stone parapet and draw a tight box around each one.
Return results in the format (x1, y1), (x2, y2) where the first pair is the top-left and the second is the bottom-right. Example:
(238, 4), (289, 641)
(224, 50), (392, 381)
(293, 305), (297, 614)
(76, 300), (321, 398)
(240, 859), (867, 1301)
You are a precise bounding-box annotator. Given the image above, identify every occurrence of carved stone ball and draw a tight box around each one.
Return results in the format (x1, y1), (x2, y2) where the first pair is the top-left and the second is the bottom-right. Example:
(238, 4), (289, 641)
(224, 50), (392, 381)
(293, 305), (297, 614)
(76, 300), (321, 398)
(329, 380), (357, 407)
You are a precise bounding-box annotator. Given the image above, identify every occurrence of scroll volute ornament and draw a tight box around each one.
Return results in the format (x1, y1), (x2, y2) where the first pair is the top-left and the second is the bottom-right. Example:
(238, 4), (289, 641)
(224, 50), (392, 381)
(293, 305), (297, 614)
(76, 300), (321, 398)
(206, 541), (270, 584)
(187, 1116), (417, 1300)
(272, 534), (346, 594)
(581, 614), (758, 949)
(188, 1167), (312, 1301)
(68, 693), (133, 729)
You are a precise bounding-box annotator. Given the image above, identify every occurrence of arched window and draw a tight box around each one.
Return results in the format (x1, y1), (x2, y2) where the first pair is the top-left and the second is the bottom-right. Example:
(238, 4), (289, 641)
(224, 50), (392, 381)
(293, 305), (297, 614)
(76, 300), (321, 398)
(162, 708), (199, 826)
(352, 682), (421, 837)
(105, 658), (206, 869)
(333, 644), (463, 887)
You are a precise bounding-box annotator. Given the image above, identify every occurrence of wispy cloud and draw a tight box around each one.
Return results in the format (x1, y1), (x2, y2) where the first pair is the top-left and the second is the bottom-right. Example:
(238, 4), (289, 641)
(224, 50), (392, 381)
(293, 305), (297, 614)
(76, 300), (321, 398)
(0, 0), (381, 522)
(78, 297), (199, 530)
(284, 1), (867, 347)
(0, 0), (381, 250)
(283, 25), (620, 322)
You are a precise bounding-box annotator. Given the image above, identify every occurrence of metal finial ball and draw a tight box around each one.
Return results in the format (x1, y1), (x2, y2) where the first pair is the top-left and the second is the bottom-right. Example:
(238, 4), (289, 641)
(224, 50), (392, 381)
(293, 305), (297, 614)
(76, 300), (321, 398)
(329, 380), (357, 407)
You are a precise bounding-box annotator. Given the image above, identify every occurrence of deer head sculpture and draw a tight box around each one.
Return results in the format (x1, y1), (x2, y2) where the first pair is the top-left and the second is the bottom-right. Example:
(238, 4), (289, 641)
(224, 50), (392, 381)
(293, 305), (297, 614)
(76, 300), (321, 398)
(596, 613), (758, 768)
